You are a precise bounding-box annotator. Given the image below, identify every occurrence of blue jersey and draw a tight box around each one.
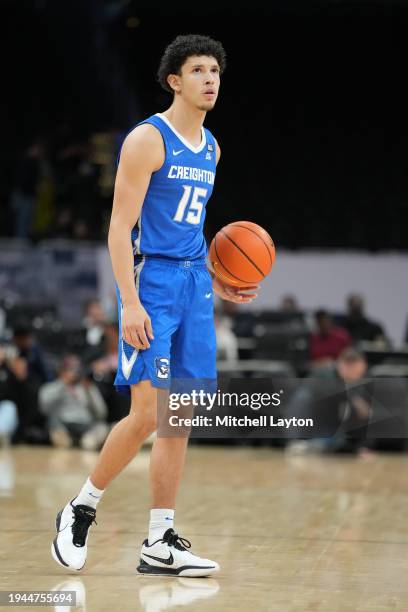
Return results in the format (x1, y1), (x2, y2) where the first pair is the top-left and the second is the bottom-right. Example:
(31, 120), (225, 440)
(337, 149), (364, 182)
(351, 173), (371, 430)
(122, 113), (217, 260)
(114, 113), (218, 396)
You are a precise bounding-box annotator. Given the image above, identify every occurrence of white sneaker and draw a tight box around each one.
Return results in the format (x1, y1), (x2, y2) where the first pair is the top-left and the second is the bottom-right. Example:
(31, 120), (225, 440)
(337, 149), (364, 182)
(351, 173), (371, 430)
(51, 499), (97, 571)
(137, 528), (220, 577)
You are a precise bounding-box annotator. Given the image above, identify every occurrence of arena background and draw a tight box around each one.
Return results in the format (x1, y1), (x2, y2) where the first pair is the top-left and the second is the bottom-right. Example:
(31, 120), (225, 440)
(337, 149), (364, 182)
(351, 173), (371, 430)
(1, 2), (408, 611)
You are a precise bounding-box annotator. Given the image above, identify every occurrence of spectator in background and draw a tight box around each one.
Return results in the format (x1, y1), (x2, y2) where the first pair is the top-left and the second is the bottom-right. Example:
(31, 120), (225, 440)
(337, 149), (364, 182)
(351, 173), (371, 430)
(323, 348), (373, 455)
(82, 299), (108, 348)
(286, 348), (373, 455)
(310, 309), (351, 366)
(343, 294), (387, 345)
(39, 355), (109, 450)
(52, 138), (103, 240)
(73, 143), (104, 239)
(1, 322), (51, 444)
(279, 294), (299, 313)
(0, 343), (47, 444)
(9, 142), (45, 239)
(12, 324), (53, 386)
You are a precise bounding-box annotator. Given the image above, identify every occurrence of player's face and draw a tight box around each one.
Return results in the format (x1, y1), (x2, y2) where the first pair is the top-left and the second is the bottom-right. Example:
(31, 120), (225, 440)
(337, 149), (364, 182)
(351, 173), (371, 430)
(177, 55), (220, 111)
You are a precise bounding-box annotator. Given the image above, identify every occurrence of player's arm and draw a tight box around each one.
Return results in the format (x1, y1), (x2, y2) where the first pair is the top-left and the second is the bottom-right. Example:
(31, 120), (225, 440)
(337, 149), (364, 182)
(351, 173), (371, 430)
(215, 139), (221, 166)
(210, 139), (259, 303)
(108, 125), (164, 350)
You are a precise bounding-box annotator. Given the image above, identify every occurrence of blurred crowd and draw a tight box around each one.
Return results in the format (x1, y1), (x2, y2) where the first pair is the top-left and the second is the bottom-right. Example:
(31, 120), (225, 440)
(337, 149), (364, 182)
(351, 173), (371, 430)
(0, 299), (129, 449)
(1, 288), (404, 458)
(215, 291), (388, 365)
(215, 291), (408, 456)
(4, 131), (119, 243)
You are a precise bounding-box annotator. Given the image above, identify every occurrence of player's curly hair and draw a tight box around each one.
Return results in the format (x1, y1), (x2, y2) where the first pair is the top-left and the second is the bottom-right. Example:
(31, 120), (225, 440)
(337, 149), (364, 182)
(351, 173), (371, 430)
(157, 34), (227, 93)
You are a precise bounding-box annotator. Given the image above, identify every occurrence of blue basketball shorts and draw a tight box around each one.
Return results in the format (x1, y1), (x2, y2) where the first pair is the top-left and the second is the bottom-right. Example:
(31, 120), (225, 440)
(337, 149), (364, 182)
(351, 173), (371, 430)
(114, 256), (217, 395)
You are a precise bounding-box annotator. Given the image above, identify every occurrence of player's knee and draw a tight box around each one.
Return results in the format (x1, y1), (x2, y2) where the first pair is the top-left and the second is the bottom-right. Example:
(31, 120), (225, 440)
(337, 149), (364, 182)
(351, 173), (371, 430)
(129, 402), (157, 435)
(128, 382), (158, 431)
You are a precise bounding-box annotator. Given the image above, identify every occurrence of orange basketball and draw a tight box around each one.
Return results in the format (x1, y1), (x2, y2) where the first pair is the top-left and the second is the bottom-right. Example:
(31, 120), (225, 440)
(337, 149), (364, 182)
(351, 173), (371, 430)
(209, 221), (276, 287)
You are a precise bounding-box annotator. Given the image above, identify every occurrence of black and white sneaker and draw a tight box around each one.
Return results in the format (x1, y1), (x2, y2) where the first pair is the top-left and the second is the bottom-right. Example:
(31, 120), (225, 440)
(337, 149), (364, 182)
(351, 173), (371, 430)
(51, 499), (97, 571)
(137, 528), (220, 577)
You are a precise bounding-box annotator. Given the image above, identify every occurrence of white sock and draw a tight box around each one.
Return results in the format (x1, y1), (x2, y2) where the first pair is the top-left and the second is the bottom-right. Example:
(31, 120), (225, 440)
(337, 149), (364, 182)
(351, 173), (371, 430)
(72, 477), (105, 509)
(148, 508), (174, 544)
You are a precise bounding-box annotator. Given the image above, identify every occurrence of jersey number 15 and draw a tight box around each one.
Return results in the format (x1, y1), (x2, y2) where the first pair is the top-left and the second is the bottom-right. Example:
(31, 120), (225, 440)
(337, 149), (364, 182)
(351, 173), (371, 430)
(173, 185), (207, 225)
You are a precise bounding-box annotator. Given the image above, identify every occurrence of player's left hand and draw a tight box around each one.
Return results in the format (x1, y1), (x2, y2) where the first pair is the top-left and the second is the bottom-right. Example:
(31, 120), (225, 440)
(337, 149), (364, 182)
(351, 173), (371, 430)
(212, 275), (259, 303)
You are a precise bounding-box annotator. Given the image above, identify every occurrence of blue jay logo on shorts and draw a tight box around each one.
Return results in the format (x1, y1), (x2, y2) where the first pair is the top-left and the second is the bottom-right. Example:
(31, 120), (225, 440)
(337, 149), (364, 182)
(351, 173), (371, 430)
(155, 357), (170, 379)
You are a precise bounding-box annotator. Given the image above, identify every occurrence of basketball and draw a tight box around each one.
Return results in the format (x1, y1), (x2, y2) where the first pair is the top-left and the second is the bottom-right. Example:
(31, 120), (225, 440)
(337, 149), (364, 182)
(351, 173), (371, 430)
(209, 221), (276, 287)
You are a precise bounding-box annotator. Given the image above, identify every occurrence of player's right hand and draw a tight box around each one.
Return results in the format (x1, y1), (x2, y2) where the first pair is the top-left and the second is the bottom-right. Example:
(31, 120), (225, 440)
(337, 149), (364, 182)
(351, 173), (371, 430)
(122, 302), (154, 350)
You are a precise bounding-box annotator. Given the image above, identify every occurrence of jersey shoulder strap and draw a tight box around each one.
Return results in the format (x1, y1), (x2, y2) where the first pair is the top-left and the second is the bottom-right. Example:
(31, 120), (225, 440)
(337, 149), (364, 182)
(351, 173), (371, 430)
(117, 115), (216, 165)
(116, 114), (170, 166)
(203, 126), (217, 156)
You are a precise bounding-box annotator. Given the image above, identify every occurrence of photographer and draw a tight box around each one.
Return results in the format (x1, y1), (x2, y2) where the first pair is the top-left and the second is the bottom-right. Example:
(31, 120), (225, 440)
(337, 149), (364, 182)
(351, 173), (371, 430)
(0, 340), (47, 444)
(38, 354), (109, 450)
(285, 348), (373, 455)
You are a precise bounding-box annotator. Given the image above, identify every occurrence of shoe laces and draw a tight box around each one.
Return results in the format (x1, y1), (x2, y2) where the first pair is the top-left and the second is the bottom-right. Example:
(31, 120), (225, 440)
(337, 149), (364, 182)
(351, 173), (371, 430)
(164, 528), (191, 551)
(71, 505), (97, 547)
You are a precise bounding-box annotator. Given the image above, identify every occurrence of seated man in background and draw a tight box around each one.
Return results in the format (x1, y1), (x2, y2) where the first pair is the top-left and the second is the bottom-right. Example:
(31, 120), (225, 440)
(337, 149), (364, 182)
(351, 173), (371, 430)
(286, 348), (373, 455)
(0, 340), (47, 444)
(343, 294), (387, 345)
(12, 323), (53, 386)
(39, 355), (109, 450)
(310, 309), (351, 366)
(336, 348), (372, 453)
(278, 294), (299, 313)
(82, 299), (108, 349)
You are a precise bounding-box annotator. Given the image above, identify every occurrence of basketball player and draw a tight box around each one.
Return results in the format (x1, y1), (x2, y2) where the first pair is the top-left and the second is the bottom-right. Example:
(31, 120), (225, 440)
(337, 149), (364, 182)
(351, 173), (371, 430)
(51, 34), (259, 577)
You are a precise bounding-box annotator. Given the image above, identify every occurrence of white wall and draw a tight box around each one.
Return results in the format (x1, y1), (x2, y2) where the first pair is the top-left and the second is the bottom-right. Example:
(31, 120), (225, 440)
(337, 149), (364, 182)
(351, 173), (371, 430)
(97, 248), (408, 346)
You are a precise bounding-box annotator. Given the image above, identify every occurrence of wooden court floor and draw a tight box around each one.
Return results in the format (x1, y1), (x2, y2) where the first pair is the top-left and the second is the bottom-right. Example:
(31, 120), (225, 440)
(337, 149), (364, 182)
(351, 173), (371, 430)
(1, 444), (408, 611)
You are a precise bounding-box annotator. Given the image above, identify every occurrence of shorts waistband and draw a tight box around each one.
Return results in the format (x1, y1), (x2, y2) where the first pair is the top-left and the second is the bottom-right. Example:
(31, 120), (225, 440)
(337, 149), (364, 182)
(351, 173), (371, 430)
(134, 254), (208, 268)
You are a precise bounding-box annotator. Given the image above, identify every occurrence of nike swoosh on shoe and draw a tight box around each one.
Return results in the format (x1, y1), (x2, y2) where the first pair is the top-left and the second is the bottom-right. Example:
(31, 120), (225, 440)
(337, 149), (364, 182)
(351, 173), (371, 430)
(142, 552), (174, 565)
